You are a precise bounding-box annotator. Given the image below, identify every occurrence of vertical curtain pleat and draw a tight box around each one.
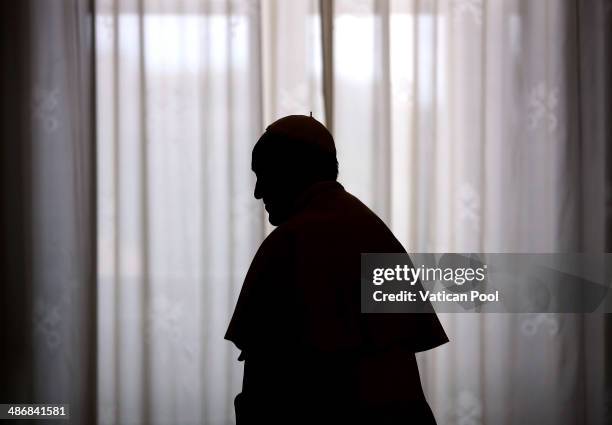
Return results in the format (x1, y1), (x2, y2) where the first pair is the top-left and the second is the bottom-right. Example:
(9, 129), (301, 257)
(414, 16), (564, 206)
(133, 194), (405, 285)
(0, 0), (35, 408)
(320, 0), (335, 133)
(0, 0), (97, 423)
(136, 1), (152, 423)
(374, 0), (391, 223)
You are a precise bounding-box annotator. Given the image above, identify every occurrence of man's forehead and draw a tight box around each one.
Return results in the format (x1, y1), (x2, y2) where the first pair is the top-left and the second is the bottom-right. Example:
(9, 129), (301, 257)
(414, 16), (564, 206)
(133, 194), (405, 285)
(251, 145), (268, 173)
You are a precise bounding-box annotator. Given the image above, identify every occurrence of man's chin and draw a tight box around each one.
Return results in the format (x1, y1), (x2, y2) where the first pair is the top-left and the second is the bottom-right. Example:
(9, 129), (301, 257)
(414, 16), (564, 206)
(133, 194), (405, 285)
(267, 214), (281, 226)
(267, 210), (288, 226)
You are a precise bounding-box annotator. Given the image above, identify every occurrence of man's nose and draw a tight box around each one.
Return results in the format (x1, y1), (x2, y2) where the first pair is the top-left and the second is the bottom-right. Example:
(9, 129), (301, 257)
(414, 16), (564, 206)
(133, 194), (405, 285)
(254, 180), (263, 199)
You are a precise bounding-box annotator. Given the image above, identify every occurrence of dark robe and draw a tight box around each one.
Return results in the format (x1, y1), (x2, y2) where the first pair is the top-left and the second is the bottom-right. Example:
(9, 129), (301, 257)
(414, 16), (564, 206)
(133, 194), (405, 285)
(225, 181), (448, 424)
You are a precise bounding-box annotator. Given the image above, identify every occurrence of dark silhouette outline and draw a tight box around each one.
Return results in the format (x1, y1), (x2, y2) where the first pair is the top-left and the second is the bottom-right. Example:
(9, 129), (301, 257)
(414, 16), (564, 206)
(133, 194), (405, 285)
(226, 115), (448, 424)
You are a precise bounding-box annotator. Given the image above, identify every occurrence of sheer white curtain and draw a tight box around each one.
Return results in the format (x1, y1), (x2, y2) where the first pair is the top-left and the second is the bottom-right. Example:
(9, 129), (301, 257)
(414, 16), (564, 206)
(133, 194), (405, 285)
(96, 0), (608, 424)
(1, 0), (96, 423)
(96, 0), (265, 423)
(331, 2), (607, 422)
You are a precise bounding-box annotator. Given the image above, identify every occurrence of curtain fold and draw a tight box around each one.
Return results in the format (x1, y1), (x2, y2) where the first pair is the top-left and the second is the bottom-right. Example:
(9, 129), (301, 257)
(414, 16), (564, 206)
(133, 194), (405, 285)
(0, 0), (97, 423)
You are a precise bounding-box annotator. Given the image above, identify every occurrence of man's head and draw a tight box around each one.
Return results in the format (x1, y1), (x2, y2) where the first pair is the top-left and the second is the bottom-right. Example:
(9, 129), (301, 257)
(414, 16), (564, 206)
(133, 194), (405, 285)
(252, 115), (338, 225)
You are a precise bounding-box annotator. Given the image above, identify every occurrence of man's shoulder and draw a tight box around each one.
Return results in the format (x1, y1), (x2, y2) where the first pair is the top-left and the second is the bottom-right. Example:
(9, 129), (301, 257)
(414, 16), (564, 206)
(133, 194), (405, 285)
(279, 188), (404, 252)
(290, 187), (377, 226)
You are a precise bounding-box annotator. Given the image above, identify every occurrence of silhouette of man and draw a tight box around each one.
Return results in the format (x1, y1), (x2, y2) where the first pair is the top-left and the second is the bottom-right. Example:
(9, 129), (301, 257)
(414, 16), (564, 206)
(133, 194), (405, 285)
(225, 115), (448, 424)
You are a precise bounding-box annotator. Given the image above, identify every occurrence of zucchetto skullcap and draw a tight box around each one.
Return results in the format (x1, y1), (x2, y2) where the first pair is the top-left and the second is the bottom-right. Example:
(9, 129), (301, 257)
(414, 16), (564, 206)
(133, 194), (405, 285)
(262, 115), (335, 155)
